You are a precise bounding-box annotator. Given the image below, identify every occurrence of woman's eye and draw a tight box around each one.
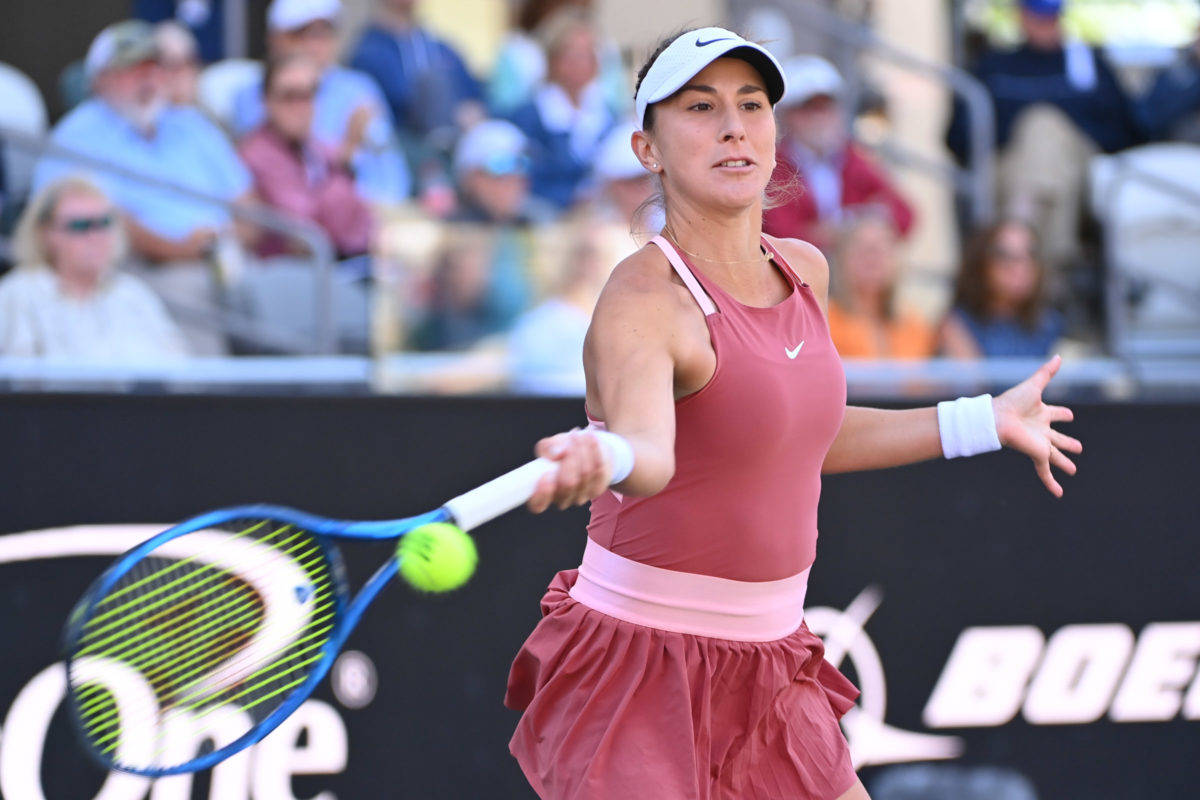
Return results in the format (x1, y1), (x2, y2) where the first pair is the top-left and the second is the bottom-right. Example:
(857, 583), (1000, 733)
(742, 101), (764, 111)
(689, 102), (713, 111)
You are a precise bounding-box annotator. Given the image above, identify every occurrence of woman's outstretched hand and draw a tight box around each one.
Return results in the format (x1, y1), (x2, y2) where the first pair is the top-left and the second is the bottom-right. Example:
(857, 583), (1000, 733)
(527, 430), (613, 513)
(992, 355), (1083, 498)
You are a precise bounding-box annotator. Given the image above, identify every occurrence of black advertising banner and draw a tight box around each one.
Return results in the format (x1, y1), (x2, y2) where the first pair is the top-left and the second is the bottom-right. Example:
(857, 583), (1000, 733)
(0, 394), (1196, 799)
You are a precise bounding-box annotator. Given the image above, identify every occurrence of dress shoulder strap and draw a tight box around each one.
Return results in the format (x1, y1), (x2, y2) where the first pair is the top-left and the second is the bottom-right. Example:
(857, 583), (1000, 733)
(650, 236), (718, 316)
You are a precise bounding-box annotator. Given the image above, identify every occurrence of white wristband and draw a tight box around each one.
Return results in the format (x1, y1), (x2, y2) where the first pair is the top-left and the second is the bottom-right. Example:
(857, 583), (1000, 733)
(937, 394), (1001, 459)
(587, 430), (635, 484)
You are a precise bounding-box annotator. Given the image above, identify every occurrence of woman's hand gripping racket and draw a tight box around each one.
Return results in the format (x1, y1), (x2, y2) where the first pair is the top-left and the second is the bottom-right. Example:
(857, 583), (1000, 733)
(61, 456), (564, 777)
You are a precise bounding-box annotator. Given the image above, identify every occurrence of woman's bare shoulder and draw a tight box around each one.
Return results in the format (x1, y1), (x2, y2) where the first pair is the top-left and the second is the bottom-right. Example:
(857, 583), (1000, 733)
(593, 242), (693, 323)
(764, 233), (831, 307)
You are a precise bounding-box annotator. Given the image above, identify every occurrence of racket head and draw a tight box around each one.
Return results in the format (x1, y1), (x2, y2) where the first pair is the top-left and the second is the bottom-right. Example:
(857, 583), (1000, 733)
(62, 508), (350, 776)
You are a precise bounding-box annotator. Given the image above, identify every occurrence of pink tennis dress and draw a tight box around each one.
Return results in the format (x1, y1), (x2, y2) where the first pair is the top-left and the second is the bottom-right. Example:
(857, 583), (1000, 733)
(505, 236), (859, 799)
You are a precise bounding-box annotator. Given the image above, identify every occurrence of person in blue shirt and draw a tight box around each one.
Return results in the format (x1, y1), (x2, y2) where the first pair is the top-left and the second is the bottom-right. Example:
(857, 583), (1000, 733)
(1135, 31), (1200, 143)
(35, 20), (253, 264)
(33, 20), (255, 353)
(946, 0), (1140, 290)
(231, 0), (412, 204)
(348, 0), (483, 212)
(506, 11), (615, 212)
(348, 0), (483, 144)
(940, 219), (1065, 359)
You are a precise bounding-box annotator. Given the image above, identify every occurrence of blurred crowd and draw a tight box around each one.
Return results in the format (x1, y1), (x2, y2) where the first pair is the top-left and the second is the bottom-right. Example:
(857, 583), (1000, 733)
(1, 0), (1199, 389)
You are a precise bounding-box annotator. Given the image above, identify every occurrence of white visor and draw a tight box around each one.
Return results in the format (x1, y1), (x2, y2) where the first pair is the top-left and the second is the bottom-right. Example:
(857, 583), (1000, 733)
(634, 27), (786, 130)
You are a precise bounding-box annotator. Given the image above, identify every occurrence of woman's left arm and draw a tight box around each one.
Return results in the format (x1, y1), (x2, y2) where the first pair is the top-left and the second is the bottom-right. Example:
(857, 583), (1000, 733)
(768, 236), (1083, 496)
(822, 355), (1083, 497)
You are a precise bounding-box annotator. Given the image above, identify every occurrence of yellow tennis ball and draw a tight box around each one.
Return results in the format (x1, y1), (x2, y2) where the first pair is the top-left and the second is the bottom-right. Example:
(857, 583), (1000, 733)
(397, 522), (477, 593)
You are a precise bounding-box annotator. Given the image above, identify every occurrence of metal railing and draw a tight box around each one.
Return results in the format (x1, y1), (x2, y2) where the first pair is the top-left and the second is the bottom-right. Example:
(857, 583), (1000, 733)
(779, 0), (998, 225)
(0, 124), (339, 354)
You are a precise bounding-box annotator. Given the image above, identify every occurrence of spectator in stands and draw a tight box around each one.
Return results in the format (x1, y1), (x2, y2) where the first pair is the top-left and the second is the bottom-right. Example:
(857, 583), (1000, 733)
(450, 120), (553, 225)
(826, 214), (936, 359)
(1135, 28), (1200, 143)
(940, 219), (1064, 358)
(0, 176), (187, 359)
(446, 120), (547, 330)
(411, 229), (511, 351)
(945, 0), (1140, 288)
(489, 0), (627, 117)
(508, 232), (609, 394)
(764, 56), (914, 253)
(349, 0), (484, 152)
(34, 20), (254, 354)
(154, 21), (202, 107)
(507, 10), (615, 211)
(232, 0), (411, 204)
(589, 121), (655, 229)
(239, 55), (373, 258)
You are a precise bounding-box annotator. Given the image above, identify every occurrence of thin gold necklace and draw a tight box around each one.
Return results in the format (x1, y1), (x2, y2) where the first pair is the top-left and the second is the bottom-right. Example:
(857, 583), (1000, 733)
(662, 226), (771, 265)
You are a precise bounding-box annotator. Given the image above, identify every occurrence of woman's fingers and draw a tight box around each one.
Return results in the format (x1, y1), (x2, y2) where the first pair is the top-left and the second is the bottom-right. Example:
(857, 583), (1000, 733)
(1049, 445), (1077, 476)
(1049, 429), (1083, 454)
(1031, 354), (1062, 393)
(1036, 455), (1064, 498)
(1046, 404), (1074, 424)
(527, 431), (612, 513)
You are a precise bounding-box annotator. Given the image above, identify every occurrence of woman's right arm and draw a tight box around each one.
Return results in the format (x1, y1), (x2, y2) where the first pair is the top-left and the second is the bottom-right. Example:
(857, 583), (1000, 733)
(527, 255), (681, 512)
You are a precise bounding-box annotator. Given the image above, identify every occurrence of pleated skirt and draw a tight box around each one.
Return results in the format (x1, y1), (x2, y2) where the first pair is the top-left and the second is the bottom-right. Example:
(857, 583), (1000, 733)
(505, 568), (860, 800)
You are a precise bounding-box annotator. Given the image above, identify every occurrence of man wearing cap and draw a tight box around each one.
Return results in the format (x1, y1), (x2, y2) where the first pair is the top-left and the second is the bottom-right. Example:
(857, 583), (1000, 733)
(946, 0), (1140, 289)
(34, 19), (255, 354)
(763, 55), (914, 253)
(230, 0), (411, 204)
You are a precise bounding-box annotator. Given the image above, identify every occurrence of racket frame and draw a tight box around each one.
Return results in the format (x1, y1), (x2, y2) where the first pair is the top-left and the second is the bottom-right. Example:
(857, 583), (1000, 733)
(63, 503), (450, 777)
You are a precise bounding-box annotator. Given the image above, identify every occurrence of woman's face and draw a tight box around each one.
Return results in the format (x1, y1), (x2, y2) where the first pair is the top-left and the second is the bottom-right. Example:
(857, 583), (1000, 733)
(641, 57), (776, 214)
(986, 223), (1039, 307)
(840, 219), (898, 296)
(549, 26), (598, 96)
(265, 60), (320, 142)
(43, 191), (119, 286)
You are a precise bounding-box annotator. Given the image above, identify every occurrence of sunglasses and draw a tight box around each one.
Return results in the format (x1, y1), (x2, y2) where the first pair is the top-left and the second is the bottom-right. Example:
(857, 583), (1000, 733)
(270, 86), (318, 103)
(53, 214), (116, 234)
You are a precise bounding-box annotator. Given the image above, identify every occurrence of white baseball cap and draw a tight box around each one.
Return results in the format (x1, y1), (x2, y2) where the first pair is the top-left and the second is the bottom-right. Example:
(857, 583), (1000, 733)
(780, 55), (843, 108)
(267, 0), (342, 31)
(594, 122), (646, 182)
(454, 120), (530, 177)
(634, 27), (786, 130)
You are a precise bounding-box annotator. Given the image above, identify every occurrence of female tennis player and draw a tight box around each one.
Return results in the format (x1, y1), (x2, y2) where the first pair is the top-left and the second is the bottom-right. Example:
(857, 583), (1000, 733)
(506, 26), (1082, 800)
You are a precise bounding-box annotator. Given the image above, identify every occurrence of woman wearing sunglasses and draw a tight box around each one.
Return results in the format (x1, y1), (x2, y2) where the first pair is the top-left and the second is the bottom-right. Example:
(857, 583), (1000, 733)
(0, 176), (187, 359)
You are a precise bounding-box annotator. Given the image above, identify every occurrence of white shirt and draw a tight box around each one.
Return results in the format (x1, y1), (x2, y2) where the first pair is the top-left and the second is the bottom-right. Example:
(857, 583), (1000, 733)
(508, 298), (590, 395)
(0, 268), (188, 360)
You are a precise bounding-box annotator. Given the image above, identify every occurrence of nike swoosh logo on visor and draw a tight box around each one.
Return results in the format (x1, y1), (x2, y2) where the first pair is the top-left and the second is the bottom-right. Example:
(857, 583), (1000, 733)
(785, 341), (805, 359)
(695, 37), (733, 47)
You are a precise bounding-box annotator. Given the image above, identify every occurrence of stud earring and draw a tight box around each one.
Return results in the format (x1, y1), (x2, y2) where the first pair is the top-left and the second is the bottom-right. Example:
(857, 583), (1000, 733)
(651, 163), (659, 170)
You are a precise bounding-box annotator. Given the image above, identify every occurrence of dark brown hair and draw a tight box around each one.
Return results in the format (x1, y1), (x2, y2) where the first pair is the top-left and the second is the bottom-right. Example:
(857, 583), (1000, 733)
(516, 0), (589, 33)
(954, 219), (1048, 328)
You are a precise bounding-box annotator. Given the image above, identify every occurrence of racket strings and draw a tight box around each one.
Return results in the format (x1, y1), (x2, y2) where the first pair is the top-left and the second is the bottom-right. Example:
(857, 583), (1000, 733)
(68, 519), (338, 767)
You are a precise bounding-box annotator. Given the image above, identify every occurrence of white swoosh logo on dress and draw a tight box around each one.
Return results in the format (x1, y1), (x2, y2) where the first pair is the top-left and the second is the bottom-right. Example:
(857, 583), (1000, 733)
(785, 341), (805, 359)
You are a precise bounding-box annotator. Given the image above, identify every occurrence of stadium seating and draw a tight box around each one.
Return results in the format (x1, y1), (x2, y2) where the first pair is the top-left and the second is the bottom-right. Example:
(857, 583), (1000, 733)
(0, 61), (49, 203)
(1090, 143), (1200, 356)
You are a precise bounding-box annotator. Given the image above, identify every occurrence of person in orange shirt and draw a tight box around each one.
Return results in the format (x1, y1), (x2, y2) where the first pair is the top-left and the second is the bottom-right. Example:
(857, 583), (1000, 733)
(826, 214), (935, 359)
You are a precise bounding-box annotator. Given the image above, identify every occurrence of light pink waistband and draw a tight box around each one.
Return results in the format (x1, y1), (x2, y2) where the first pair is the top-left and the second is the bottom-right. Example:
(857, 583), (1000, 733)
(568, 538), (809, 642)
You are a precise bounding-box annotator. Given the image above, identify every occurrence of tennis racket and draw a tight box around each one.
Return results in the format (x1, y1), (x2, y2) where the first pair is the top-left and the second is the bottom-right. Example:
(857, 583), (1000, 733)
(61, 456), (556, 777)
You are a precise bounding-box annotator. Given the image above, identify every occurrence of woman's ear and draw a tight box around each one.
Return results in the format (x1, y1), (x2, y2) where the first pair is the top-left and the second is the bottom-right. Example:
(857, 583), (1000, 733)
(631, 129), (660, 174)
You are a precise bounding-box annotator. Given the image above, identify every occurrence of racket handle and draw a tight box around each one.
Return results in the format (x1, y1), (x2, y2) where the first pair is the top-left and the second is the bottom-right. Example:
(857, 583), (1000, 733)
(444, 458), (556, 531)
